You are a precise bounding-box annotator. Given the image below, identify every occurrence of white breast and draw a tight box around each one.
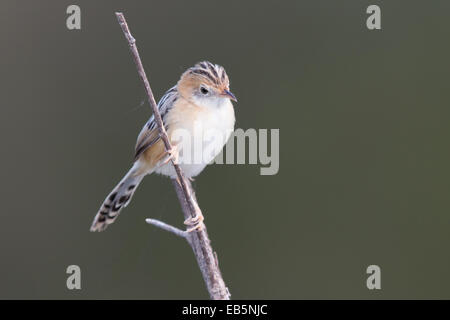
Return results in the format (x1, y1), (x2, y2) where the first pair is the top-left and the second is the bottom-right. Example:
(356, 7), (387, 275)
(155, 98), (235, 178)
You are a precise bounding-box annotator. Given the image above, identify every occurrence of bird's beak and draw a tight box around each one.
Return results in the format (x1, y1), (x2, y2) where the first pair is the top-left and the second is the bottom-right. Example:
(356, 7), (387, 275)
(222, 89), (237, 102)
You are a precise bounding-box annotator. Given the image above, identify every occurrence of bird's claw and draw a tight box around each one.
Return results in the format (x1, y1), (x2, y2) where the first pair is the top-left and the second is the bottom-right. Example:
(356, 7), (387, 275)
(162, 144), (179, 165)
(184, 211), (204, 233)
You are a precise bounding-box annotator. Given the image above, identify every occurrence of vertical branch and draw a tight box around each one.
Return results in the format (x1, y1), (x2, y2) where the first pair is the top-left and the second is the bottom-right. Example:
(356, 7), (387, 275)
(172, 179), (230, 300)
(115, 13), (198, 221)
(115, 12), (230, 300)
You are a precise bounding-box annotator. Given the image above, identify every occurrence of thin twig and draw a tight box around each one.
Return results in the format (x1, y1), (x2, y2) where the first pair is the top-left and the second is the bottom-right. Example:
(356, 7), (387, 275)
(115, 12), (230, 300)
(115, 13), (199, 221)
(146, 218), (188, 238)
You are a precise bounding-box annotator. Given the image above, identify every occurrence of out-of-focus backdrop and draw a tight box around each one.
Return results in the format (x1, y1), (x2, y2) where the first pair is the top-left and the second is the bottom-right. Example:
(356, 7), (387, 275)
(1, 0), (449, 299)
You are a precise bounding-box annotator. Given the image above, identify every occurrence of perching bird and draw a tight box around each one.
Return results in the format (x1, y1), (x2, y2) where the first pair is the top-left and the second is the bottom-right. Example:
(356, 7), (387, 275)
(90, 61), (236, 232)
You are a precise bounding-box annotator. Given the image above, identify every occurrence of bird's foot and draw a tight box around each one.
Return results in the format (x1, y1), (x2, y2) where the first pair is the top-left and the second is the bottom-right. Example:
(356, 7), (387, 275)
(162, 144), (179, 165)
(184, 211), (204, 232)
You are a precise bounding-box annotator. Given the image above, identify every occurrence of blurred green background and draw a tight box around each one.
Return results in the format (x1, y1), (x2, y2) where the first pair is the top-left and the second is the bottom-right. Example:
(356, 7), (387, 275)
(1, 0), (449, 299)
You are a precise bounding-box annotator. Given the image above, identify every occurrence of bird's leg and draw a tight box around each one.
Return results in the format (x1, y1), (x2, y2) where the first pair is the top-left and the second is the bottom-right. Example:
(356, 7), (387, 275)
(162, 144), (179, 165)
(163, 144), (201, 231)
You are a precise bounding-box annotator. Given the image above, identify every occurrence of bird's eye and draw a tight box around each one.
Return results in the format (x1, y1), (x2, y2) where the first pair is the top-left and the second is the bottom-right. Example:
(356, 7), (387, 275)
(200, 86), (209, 95)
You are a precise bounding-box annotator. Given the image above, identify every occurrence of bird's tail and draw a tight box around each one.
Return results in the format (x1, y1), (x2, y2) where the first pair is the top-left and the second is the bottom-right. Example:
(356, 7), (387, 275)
(90, 166), (144, 232)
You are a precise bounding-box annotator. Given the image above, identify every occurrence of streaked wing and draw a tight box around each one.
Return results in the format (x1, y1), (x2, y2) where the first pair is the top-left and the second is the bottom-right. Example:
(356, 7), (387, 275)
(134, 86), (178, 160)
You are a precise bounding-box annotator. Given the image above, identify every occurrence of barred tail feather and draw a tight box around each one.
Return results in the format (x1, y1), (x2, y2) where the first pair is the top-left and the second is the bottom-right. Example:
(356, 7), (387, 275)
(90, 167), (144, 232)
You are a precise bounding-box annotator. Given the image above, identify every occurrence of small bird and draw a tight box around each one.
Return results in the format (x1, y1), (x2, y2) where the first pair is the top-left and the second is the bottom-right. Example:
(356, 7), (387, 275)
(90, 61), (236, 232)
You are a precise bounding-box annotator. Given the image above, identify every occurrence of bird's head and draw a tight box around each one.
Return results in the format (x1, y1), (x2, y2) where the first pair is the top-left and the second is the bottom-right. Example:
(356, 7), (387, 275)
(178, 61), (237, 108)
